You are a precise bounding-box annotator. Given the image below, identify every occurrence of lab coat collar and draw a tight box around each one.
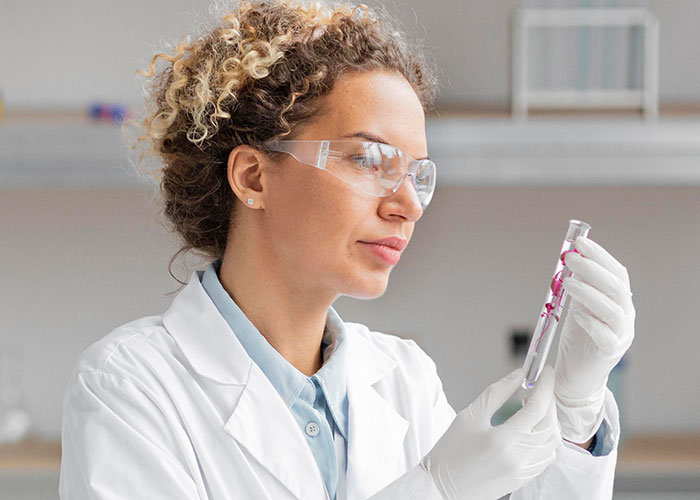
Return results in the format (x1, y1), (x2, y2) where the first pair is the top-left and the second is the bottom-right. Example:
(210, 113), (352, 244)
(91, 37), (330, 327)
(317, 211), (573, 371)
(163, 271), (410, 500)
(162, 270), (252, 384)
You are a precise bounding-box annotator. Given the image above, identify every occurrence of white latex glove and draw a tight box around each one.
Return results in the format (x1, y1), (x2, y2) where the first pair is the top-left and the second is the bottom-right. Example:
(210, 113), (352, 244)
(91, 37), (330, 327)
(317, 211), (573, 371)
(556, 236), (635, 443)
(420, 366), (561, 500)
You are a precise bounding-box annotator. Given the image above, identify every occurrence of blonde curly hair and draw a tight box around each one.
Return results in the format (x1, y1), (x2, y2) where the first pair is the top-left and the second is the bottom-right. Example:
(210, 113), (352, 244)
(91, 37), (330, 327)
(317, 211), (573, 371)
(133, 0), (439, 281)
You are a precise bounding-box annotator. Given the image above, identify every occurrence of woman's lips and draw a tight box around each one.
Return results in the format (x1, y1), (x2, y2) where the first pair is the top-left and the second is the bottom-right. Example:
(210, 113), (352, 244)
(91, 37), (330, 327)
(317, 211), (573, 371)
(359, 242), (401, 265)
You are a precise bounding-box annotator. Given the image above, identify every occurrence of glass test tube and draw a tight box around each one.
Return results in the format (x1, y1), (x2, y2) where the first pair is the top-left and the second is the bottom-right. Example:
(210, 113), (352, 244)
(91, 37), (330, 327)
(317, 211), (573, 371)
(522, 219), (591, 389)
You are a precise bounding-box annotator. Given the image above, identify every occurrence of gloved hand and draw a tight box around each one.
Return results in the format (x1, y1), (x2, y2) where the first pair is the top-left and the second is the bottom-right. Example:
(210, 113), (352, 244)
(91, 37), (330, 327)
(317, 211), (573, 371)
(556, 236), (635, 443)
(420, 366), (561, 500)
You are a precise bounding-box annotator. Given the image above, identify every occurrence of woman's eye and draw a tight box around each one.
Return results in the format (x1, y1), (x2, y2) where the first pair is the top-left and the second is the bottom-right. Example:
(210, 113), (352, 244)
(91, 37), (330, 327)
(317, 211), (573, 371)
(350, 154), (381, 170)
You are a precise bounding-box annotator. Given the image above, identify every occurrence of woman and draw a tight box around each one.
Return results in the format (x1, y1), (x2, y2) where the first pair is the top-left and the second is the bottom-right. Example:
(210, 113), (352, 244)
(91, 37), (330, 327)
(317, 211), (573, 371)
(59, 1), (635, 499)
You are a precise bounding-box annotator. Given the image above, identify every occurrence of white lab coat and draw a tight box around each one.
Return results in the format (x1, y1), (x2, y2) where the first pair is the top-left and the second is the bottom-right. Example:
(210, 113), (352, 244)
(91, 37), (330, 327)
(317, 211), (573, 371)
(60, 270), (619, 500)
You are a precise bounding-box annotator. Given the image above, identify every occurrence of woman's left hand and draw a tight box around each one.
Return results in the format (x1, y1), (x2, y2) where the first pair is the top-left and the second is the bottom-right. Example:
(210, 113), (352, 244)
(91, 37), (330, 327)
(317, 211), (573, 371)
(555, 236), (635, 443)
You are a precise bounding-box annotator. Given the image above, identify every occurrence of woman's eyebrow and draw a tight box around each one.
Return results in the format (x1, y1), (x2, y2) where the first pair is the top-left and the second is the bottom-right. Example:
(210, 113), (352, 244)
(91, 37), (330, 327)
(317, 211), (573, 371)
(340, 131), (430, 161)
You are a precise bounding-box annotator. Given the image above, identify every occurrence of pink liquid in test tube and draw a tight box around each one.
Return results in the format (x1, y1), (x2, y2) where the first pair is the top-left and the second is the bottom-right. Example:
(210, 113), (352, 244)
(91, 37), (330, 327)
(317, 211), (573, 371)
(522, 219), (591, 389)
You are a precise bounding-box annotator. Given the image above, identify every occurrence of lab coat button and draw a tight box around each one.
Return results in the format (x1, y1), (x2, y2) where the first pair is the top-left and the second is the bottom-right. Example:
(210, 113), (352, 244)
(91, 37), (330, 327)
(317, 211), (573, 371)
(305, 422), (320, 436)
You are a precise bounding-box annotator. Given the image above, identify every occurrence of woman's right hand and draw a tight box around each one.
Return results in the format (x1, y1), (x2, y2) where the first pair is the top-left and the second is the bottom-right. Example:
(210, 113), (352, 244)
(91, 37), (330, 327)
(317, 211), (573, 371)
(420, 366), (561, 500)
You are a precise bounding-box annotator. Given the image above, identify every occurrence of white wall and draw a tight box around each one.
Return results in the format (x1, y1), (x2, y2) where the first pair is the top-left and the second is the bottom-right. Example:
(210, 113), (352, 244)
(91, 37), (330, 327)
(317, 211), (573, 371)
(1, 0), (699, 110)
(2, 185), (698, 439)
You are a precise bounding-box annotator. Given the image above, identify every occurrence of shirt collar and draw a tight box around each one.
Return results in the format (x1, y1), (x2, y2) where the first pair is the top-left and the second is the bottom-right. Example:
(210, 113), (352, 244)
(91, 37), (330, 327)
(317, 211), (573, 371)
(200, 261), (348, 438)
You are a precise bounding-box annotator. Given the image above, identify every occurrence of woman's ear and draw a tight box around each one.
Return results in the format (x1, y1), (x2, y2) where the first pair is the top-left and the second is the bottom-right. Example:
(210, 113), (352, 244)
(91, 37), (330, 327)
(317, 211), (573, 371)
(227, 145), (266, 209)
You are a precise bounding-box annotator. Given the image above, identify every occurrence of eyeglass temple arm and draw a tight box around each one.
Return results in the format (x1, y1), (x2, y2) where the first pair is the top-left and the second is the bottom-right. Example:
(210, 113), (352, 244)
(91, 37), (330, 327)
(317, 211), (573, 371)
(264, 140), (336, 169)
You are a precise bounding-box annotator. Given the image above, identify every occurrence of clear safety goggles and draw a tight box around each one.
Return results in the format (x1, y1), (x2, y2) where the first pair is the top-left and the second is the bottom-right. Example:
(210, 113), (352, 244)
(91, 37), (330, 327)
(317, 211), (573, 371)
(261, 140), (436, 209)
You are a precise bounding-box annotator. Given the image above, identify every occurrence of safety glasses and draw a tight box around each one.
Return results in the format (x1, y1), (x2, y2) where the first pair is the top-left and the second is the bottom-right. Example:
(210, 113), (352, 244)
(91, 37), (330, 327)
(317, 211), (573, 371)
(261, 140), (436, 209)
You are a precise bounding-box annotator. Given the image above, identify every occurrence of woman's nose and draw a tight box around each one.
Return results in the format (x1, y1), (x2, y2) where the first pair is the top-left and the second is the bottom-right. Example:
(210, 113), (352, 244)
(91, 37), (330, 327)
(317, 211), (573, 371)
(379, 173), (424, 221)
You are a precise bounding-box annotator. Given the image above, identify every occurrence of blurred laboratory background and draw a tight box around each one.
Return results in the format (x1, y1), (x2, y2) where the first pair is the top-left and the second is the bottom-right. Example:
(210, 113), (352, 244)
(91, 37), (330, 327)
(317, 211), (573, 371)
(1, 0), (699, 498)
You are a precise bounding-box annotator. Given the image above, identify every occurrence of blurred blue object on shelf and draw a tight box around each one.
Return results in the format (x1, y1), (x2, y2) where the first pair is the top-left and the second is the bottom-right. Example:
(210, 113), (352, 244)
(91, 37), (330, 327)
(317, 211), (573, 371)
(88, 102), (129, 123)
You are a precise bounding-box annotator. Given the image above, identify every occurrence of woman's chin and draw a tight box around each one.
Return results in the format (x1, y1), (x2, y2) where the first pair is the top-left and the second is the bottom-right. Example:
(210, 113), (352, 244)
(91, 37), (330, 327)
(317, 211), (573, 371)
(342, 272), (391, 299)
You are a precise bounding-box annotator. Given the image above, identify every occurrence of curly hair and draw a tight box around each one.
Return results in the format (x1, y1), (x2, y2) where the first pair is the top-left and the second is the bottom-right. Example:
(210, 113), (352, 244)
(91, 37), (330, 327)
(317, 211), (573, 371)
(132, 0), (439, 283)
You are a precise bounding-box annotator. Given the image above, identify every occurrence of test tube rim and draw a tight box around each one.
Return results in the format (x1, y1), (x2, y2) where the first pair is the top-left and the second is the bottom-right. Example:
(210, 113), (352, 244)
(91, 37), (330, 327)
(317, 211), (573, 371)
(568, 219), (591, 230)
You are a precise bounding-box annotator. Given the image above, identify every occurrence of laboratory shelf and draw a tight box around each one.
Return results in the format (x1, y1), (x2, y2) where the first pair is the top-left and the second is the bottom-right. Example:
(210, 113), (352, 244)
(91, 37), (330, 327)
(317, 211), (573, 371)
(427, 115), (700, 186)
(2, 110), (700, 188)
(0, 436), (60, 469)
(617, 433), (700, 474)
(0, 434), (699, 497)
(0, 111), (146, 189)
(1, 433), (699, 473)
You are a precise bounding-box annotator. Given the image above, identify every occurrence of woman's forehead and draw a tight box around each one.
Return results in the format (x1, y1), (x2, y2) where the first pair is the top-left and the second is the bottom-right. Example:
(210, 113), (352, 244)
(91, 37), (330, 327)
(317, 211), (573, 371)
(304, 71), (427, 153)
(326, 71), (424, 118)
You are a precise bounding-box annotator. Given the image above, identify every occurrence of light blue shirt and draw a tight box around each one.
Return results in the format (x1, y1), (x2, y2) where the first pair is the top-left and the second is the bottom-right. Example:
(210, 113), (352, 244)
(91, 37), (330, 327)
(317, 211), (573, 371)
(201, 262), (348, 500)
(591, 419), (613, 456)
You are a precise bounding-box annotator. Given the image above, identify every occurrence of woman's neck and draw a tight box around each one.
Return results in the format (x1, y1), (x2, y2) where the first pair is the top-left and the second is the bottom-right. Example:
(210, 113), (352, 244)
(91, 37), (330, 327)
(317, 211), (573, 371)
(218, 244), (335, 377)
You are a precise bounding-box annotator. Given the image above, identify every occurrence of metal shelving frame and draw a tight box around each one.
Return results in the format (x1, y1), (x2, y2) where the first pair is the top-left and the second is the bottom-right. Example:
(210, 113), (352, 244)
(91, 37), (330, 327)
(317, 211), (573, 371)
(511, 8), (659, 120)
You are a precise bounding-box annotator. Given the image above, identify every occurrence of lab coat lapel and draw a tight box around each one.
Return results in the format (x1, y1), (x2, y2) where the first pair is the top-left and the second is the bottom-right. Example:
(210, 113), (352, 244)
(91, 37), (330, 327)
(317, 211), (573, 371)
(223, 363), (329, 500)
(165, 274), (409, 499)
(162, 271), (251, 384)
(344, 328), (410, 500)
(165, 273), (328, 499)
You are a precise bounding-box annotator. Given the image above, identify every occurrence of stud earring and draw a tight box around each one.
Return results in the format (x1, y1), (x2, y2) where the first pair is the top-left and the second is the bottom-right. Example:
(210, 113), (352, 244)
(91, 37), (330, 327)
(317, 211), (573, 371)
(247, 198), (254, 206)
